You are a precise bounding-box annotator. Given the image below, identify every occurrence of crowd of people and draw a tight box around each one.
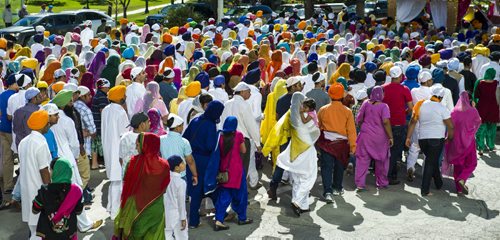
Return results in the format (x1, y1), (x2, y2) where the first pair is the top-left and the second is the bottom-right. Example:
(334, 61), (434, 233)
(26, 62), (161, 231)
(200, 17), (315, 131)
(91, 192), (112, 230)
(0, 7), (498, 239)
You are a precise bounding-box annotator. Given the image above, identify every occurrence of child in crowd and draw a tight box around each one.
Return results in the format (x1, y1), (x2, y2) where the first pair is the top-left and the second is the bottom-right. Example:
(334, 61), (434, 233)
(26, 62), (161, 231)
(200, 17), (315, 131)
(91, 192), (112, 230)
(300, 98), (318, 126)
(164, 155), (188, 240)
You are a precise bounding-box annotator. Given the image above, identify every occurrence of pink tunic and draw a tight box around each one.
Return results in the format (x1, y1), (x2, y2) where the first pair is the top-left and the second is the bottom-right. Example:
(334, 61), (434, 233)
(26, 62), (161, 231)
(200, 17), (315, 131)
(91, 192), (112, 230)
(355, 101), (391, 161)
(218, 131), (244, 189)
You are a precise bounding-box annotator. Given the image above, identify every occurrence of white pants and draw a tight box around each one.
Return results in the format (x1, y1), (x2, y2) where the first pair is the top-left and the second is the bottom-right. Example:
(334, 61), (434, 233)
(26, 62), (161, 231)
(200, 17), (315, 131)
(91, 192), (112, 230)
(165, 223), (188, 240)
(107, 180), (122, 220)
(77, 208), (93, 232)
(291, 171), (317, 210)
(407, 130), (419, 171)
(247, 143), (259, 188)
(29, 225), (41, 240)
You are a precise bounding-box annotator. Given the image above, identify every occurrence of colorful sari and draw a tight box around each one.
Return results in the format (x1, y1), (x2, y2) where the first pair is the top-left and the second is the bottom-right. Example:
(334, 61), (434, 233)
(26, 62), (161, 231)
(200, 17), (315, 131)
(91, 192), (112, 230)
(114, 133), (170, 240)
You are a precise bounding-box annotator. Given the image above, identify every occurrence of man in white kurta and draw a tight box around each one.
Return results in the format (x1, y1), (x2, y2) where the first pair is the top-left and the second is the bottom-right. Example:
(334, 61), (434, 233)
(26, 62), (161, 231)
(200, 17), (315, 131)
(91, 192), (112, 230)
(125, 67), (146, 118)
(19, 111), (51, 240)
(80, 21), (94, 47)
(245, 75), (263, 189)
(50, 90), (96, 232)
(220, 82), (261, 188)
(102, 88), (129, 220)
(7, 74), (32, 153)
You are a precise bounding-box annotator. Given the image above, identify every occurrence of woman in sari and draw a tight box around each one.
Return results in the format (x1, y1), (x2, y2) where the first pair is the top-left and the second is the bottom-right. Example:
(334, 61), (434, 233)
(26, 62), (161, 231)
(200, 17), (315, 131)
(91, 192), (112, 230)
(182, 101), (224, 228)
(114, 133), (170, 240)
(444, 92), (481, 195)
(473, 68), (499, 155)
(274, 92), (320, 215)
(355, 86), (393, 190)
(88, 51), (106, 83)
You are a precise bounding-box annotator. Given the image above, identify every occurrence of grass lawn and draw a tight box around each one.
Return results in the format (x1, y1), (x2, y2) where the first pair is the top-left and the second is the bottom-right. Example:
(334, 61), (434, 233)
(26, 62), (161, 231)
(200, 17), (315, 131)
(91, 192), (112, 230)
(0, 0), (169, 28)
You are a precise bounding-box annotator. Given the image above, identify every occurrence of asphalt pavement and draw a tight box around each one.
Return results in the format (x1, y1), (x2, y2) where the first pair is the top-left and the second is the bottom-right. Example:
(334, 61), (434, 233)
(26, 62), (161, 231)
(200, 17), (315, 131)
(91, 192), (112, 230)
(1, 144), (500, 240)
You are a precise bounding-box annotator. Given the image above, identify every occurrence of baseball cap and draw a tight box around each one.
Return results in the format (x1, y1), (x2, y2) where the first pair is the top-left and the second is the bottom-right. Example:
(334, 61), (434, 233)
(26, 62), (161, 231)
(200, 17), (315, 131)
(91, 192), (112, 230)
(129, 112), (149, 128)
(96, 78), (111, 88)
(78, 86), (90, 96)
(286, 76), (301, 87)
(63, 83), (78, 92)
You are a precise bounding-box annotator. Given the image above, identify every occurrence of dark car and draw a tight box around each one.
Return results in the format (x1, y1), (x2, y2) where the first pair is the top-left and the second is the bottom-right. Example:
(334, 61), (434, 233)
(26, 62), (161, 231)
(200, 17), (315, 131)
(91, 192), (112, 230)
(158, 3), (216, 19)
(0, 13), (79, 45)
(366, 0), (388, 19)
(145, 14), (167, 26)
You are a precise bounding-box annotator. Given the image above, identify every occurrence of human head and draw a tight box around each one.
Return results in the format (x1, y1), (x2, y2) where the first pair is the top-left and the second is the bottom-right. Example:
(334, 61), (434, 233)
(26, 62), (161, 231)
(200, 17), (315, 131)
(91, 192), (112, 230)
(328, 83), (344, 101)
(166, 113), (184, 133)
(286, 76), (303, 93)
(51, 158), (73, 184)
(129, 112), (150, 132)
(78, 86), (92, 104)
(302, 98), (316, 112)
(370, 86), (384, 102)
(27, 109), (49, 134)
(418, 70), (433, 87)
(25, 87), (42, 105)
(54, 69), (67, 82)
(51, 89), (73, 109)
(108, 85), (126, 104)
(389, 66), (402, 83)
(233, 82), (251, 100)
(430, 85), (445, 101)
(41, 103), (59, 125)
(131, 67), (145, 83)
(167, 155), (185, 173)
(96, 78), (111, 93)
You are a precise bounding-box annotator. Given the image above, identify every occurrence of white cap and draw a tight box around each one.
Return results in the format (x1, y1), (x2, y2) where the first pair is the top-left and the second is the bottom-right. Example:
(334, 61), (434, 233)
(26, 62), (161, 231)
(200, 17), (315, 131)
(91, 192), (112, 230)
(431, 85), (445, 97)
(35, 25), (45, 33)
(78, 86), (90, 96)
(436, 60), (448, 69)
(152, 24), (160, 31)
(163, 67), (175, 78)
(168, 113), (183, 128)
(54, 69), (66, 79)
(84, 20), (92, 27)
(41, 103), (59, 115)
(233, 82), (250, 92)
(410, 32), (419, 39)
(70, 68), (80, 78)
(131, 25), (139, 31)
(355, 89), (368, 100)
(389, 66), (402, 78)
(130, 66), (144, 80)
(312, 72), (326, 83)
(16, 74), (31, 88)
(63, 83), (78, 92)
(286, 76), (301, 87)
(418, 70), (432, 83)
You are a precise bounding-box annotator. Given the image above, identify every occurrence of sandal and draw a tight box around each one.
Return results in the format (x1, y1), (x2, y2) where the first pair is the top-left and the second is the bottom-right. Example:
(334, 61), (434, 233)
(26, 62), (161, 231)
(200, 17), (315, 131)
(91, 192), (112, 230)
(458, 180), (469, 195)
(214, 222), (229, 231)
(0, 200), (12, 210)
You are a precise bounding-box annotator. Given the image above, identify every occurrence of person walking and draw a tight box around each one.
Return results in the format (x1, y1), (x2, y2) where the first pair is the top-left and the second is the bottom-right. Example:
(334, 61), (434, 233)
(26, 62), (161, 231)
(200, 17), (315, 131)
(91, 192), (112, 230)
(214, 116), (253, 230)
(473, 68), (499, 155)
(444, 92), (481, 195)
(2, 4), (12, 27)
(355, 86), (393, 190)
(18, 5), (28, 19)
(164, 156), (189, 239)
(406, 85), (454, 196)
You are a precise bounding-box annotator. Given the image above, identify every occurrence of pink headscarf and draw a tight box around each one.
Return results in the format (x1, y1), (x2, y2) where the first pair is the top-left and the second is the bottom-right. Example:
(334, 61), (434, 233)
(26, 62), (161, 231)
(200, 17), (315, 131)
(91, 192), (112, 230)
(443, 92), (481, 175)
(147, 108), (166, 136)
(173, 67), (182, 90)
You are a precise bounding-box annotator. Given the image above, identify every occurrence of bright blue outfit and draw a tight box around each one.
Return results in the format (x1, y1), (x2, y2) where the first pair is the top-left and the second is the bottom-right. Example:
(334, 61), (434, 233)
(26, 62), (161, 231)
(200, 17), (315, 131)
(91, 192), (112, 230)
(182, 101), (224, 227)
(43, 129), (59, 160)
(215, 172), (248, 222)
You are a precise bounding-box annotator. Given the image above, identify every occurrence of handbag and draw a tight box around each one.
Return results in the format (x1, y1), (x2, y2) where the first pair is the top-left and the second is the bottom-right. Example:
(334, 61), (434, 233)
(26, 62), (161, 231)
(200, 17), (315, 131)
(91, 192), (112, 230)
(217, 138), (231, 184)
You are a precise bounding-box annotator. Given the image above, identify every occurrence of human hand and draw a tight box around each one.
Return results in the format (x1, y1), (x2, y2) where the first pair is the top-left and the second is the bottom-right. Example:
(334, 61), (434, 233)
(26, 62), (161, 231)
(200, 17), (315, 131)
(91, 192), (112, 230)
(192, 176), (198, 186)
(405, 138), (411, 148)
(389, 138), (394, 147)
(181, 220), (186, 230)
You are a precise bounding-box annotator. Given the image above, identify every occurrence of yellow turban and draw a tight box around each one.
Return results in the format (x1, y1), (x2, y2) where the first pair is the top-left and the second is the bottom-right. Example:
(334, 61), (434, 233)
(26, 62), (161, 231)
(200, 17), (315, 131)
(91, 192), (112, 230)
(162, 33), (172, 44)
(185, 81), (201, 97)
(0, 38), (6, 49)
(256, 10), (263, 18)
(473, 46), (490, 57)
(282, 24), (288, 32)
(367, 42), (375, 51)
(44, 31), (50, 38)
(27, 110), (49, 130)
(108, 85), (126, 102)
(37, 80), (48, 89)
(274, 24), (281, 32)
(21, 58), (38, 69)
(298, 21), (306, 30)
(431, 53), (440, 65)
(90, 38), (99, 48)
(169, 26), (179, 36)
(51, 82), (65, 94)
(493, 34), (500, 41)
(229, 30), (237, 40)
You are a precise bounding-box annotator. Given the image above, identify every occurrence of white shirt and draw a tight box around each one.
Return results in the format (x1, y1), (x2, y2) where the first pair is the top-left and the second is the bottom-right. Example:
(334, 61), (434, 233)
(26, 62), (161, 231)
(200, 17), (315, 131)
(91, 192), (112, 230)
(433, 83), (454, 111)
(417, 100), (451, 139)
(208, 88), (229, 104)
(411, 86), (432, 104)
(472, 55), (490, 79)
(348, 83), (365, 105)
(18, 131), (50, 225)
(126, 81), (146, 119)
(364, 73), (375, 88)
(164, 172), (187, 230)
(102, 103), (129, 181)
(51, 110), (83, 186)
(220, 95), (261, 147)
(248, 84), (263, 122)
(119, 131), (139, 175)
(6, 89), (26, 116)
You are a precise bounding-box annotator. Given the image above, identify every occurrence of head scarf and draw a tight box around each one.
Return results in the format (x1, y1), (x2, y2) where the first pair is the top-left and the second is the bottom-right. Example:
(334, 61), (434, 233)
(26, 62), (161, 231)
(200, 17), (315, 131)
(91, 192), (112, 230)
(101, 55), (120, 87)
(88, 51), (106, 82)
(147, 108), (166, 136)
(267, 50), (283, 80)
(120, 132), (170, 216)
(80, 72), (95, 96)
(61, 56), (74, 71)
(41, 60), (61, 85)
(201, 100), (224, 123)
(370, 86), (384, 102)
(330, 62), (350, 84)
(52, 158), (73, 183)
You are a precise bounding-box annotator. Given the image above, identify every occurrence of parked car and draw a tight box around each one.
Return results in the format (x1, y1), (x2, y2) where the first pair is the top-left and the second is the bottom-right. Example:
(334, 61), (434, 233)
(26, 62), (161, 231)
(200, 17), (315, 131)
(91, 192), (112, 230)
(276, 4), (303, 14)
(0, 13), (78, 45)
(145, 14), (167, 27)
(366, 0), (388, 18)
(158, 3), (216, 19)
(247, 5), (275, 19)
(68, 10), (115, 33)
(225, 5), (250, 21)
(314, 3), (346, 14)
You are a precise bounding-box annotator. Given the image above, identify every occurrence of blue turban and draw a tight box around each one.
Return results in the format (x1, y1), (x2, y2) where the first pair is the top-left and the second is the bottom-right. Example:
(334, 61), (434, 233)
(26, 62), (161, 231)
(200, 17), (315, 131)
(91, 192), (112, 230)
(163, 44), (175, 57)
(122, 47), (134, 59)
(308, 53), (318, 63)
(439, 49), (453, 60)
(208, 55), (218, 65)
(405, 65), (420, 81)
(243, 68), (261, 85)
(214, 75), (225, 87)
(365, 62), (377, 73)
(193, 50), (203, 61)
(195, 71), (210, 88)
(432, 68), (445, 84)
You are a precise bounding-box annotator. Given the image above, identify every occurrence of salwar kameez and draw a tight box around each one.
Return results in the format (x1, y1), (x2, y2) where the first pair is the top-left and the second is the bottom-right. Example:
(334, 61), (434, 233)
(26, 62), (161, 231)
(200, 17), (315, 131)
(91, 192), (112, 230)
(473, 74), (499, 151)
(476, 123), (496, 151)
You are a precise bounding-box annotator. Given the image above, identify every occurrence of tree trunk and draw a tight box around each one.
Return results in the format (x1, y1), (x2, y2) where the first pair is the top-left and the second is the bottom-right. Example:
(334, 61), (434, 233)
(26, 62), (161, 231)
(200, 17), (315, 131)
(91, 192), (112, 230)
(122, 3), (127, 18)
(171, 0), (174, 4)
(145, 0), (149, 13)
(304, 0), (314, 20)
(356, 0), (365, 18)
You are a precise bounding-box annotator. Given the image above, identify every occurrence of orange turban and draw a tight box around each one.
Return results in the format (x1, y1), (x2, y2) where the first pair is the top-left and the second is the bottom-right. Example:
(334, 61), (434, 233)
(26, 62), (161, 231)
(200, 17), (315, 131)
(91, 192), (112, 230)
(244, 38), (253, 49)
(108, 85), (126, 102)
(248, 29), (255, 37)
(27, 110), (49, 130)
(162, 33), (172, 44)
(282, 32), (291, 40)
(119, 18), (128, 25)
(185, 81), (201, 97)
(298, 21), (306, 30)
(328, 83), (344, 100)
(51, 82), (65, 94)
(0, 38), (7, 49)
(90, 38), (99, 48)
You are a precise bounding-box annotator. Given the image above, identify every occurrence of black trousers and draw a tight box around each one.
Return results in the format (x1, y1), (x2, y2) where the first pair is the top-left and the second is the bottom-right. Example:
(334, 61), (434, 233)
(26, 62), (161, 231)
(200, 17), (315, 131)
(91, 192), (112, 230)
(418, 138), (444, 195)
